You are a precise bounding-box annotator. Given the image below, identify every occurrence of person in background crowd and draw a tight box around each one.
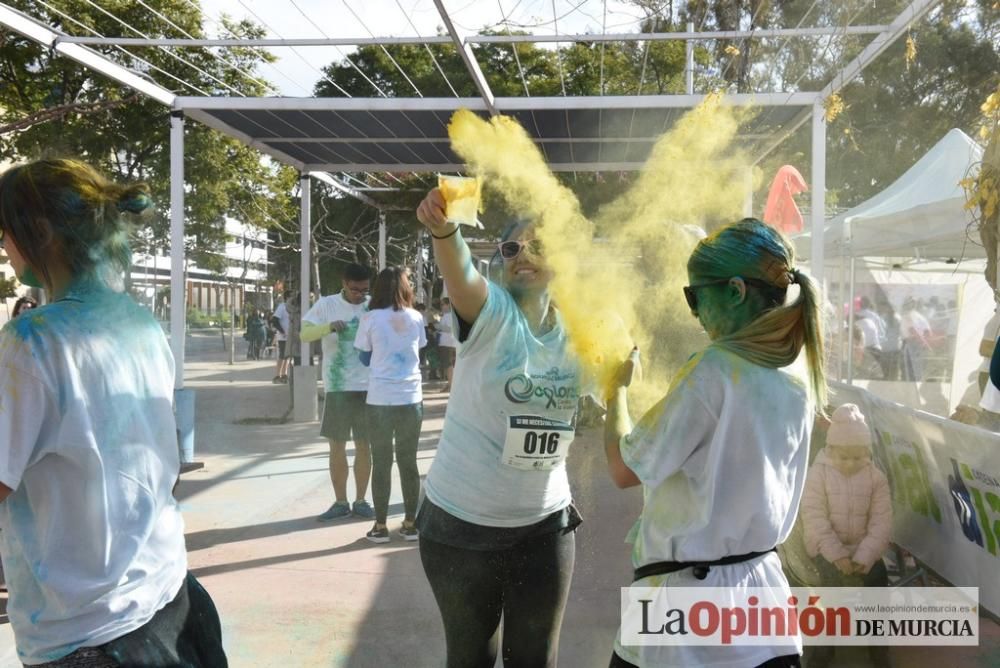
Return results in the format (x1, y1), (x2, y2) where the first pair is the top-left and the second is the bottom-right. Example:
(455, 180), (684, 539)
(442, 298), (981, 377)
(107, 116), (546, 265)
(355, 267), (426, 542)
(245, 309), (267, 360)
(300, 264), (375, 522)
(901, 297), (932, 381)
(0, 158), (226, 667)
(272, 289), (292, 383)
(855, 296), (885, 378)
(436, 297), (457, 392)
(878, 302), (903, 381)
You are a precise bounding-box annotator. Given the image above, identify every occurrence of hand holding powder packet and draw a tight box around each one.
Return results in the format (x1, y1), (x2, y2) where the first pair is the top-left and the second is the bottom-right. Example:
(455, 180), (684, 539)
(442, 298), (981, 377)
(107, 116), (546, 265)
(438, 174), (484, 228)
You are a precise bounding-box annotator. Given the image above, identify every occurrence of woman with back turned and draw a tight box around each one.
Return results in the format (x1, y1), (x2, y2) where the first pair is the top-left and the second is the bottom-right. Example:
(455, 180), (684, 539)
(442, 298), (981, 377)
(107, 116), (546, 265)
(605, 218), (826, 668)
(0, 159), (226, 667)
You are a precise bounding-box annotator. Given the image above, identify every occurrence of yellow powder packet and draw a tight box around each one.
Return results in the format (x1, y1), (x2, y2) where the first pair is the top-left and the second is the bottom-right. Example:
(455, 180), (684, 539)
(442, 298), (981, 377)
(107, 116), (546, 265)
(438, 175), (483, 227)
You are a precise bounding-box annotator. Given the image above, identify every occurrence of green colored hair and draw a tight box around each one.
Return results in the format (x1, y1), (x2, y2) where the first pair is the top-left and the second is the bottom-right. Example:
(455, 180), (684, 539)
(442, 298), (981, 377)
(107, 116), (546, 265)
(688, 218), (827, 410)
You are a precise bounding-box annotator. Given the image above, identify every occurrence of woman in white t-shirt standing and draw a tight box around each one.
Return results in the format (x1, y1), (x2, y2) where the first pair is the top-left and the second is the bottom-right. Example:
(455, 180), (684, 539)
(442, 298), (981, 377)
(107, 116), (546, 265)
(605, 218), (827, 668)
(0, 159), (226, 667)
(355, 267), (427, 543)
(415, 190), (584, 667)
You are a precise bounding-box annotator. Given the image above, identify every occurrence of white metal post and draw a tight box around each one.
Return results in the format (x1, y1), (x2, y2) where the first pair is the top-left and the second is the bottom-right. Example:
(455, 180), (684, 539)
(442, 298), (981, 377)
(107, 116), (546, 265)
(416, 229), (425, 303)
(378, 211), (387, 271)
(292, 172), (318, 422)
(685, 21), (694, 95)
(810, 102), (826, 285)
(847, 256), (857, 384)
(300, 173), (312, 366)
(169, 111), (186, 390)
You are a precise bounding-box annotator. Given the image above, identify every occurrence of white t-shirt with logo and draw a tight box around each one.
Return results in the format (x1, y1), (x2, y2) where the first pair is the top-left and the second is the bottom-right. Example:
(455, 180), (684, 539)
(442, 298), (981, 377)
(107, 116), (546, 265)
(423, 281), (584, 527)
(0, 283), (187, 665)
(614, 347), (812, 668)
(354, 307), (426, 406)
(303, 292), (370, 393)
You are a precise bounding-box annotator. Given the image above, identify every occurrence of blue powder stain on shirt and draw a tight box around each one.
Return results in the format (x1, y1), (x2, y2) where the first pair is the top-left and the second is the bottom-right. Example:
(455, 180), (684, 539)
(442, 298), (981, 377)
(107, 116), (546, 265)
(390, 351), (408, 372)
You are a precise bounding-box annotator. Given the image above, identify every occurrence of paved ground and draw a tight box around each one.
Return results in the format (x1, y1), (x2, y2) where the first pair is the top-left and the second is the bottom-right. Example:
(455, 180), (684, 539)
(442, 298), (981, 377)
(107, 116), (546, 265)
(0, 330), (997, 666)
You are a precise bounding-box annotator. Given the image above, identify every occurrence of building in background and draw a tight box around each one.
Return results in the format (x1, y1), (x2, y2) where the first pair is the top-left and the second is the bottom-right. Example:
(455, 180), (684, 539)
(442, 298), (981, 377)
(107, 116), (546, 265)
(130, 217), (270, 322)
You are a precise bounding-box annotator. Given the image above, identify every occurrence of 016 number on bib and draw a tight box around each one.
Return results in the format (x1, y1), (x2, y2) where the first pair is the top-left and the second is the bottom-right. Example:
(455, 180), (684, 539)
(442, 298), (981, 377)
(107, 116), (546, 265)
(502, 415), (575, 471)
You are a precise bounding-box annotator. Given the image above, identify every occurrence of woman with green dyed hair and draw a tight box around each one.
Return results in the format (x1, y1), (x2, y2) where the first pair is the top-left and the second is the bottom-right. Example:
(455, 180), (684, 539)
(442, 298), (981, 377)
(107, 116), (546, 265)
(604, 218), (826, 668)
(0, 159), (226, 667)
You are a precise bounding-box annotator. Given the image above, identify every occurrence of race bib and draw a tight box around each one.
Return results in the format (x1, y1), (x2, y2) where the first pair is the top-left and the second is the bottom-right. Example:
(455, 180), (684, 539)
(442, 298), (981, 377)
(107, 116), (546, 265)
(502, 415), (575, 471)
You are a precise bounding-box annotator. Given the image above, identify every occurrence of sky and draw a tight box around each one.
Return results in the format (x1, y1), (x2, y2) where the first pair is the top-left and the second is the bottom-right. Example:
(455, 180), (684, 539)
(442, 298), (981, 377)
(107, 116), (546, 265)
(196, 0), (647, 95)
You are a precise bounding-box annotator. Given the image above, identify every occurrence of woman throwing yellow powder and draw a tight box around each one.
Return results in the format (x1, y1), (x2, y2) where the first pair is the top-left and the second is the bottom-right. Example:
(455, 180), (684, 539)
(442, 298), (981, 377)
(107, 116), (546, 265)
(415, 188), (585, 667)
(605, 218), (826, 668)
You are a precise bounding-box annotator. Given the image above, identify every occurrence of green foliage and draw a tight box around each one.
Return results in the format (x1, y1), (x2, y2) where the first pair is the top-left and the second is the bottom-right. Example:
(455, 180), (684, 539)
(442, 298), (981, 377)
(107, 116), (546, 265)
(0, 0), (299, 268)
(0, 276), (19, 300)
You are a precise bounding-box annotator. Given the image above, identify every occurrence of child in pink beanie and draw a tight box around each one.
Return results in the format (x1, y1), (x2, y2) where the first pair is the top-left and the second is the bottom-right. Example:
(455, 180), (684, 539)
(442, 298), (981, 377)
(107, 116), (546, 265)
(800, 403), (893, 667)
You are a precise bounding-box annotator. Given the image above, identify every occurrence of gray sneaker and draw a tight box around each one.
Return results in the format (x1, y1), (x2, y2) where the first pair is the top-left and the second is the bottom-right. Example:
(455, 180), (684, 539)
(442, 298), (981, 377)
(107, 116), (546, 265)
(317, 501), (351, 522)
(352, 500), (375, 519)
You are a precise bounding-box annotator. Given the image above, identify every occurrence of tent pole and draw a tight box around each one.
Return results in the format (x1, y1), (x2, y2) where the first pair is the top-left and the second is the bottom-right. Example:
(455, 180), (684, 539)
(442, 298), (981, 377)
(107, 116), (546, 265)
(810, 102), (826, 286)
(846, 256), (857, 384)
(838, 253), (847, 381)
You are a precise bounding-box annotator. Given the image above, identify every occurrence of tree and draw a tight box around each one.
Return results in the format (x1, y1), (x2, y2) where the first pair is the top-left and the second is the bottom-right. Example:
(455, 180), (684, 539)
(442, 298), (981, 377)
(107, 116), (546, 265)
(758, 0), (999, 215)
(0, 0), (299, 268)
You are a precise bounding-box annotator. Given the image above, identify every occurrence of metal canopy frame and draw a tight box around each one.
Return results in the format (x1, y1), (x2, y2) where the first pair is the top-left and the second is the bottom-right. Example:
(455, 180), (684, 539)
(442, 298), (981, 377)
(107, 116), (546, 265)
(0, 0), (943, 398)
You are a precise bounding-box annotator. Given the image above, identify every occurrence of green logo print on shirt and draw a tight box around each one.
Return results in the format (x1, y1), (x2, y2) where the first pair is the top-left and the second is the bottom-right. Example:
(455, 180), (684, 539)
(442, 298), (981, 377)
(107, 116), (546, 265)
(326, 317), (361, 391)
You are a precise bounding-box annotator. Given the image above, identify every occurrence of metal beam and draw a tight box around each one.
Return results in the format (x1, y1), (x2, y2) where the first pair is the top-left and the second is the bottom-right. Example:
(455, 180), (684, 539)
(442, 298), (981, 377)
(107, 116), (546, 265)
(753, 0), (940, 165)
(310, 171), (382, 208)
(819, 0), (938, 96)
(57, 35), (452, 47)
(302, 162), (651, 173)
(0, 4), (175, 105)
(266, 134), (772, 143)
(432, 0), (497, 115)
(469, 25), (889, 44)
(174, 92), (818, 111)
(52, 25), (888, 49)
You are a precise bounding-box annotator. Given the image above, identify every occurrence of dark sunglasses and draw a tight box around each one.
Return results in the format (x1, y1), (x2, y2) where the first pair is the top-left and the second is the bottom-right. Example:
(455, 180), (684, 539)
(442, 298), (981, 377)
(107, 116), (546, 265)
(498, 239), (543, 260)
(683, 277), (775, 314)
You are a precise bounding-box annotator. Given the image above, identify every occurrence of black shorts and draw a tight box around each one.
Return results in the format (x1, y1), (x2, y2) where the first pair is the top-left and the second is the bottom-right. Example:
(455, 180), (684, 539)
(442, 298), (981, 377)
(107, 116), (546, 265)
(320, 391), (369, 443)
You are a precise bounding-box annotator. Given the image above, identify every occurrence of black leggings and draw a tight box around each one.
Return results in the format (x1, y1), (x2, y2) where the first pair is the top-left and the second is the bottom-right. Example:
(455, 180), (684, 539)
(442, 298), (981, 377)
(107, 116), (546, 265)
(419, 530), (575, 668)
(610, 651), (801, 667)
(366, 403), (423, 524)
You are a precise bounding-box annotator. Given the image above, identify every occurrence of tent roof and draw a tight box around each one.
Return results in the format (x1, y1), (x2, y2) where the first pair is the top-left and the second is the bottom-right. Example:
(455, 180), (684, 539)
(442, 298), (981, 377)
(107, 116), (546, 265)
(794, 128), (984, 261)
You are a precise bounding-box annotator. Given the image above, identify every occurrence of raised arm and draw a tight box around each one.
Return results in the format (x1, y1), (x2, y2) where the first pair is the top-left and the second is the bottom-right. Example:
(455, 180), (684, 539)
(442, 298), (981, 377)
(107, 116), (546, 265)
(416, 188), (488, 325)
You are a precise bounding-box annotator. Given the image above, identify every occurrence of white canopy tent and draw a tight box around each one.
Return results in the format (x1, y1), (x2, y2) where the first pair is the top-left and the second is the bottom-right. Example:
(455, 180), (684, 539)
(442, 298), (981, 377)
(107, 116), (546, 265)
(794, 128), (984, 262)
(790, 128), (990, 415)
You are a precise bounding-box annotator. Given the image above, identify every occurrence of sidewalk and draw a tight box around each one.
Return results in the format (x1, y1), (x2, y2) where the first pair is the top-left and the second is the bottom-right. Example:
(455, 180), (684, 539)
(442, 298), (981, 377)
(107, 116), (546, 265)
(0, 331), (997, 666)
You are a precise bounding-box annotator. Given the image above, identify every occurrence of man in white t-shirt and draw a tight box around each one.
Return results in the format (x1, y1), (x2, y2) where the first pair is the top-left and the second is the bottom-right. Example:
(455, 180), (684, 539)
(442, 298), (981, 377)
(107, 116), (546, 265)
(301, 264), (375, 521)
(271, 289), (293, 383)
